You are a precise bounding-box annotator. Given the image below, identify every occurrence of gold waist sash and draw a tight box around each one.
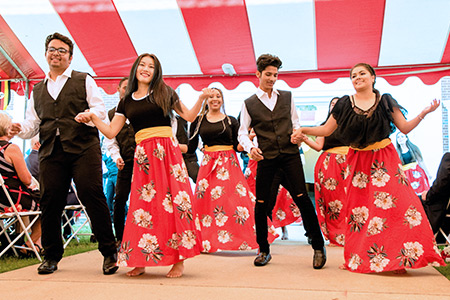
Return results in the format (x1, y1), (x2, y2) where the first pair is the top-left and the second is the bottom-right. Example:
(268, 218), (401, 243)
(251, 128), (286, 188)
(325, 146), (349, 155)
(135, 126), (173, 144)
(204, 145), (233, 152)
(350, 138), (391, 151)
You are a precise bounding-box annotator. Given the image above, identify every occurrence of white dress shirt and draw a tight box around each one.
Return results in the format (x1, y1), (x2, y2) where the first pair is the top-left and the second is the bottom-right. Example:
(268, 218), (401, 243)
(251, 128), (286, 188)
(238, 87), (300, 153)
(18, 67), (106, 139)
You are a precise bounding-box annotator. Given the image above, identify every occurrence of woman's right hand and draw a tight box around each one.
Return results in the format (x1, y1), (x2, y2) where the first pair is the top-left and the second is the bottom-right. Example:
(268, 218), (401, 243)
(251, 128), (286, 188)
(200, 88), (214, 101)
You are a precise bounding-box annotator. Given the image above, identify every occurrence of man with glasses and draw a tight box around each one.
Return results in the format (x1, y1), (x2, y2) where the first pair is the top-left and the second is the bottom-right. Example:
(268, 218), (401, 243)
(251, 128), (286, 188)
(10, 32), (118, 275)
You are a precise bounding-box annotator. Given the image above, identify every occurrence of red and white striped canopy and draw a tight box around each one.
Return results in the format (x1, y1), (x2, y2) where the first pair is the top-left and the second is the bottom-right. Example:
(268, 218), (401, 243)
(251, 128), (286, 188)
(1, 0), (450, 94)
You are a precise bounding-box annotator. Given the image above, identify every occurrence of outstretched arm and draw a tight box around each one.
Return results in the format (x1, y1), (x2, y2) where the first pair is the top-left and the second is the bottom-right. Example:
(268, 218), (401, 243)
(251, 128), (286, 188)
(302, 135), (325, 152)
(393, 99), (440, 134)
(301, 116), (338, 137)
(75, 112), (126, 139)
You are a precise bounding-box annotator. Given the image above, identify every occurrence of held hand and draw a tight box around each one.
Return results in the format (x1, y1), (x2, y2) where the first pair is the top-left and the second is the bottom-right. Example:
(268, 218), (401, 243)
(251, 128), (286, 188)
(422, 99), (440, 116)
(75, 111), (94, 123)
(290, 128), (302, 144)
(116, 157), (125, 171)
(250, 147), (264, 162)
(8, 123), (22, 137)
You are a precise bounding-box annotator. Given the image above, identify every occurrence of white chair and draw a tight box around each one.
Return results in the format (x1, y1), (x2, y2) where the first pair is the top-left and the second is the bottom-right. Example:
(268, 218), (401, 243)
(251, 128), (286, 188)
(61, 182), (93, 248)
(0, 174), (42, 261)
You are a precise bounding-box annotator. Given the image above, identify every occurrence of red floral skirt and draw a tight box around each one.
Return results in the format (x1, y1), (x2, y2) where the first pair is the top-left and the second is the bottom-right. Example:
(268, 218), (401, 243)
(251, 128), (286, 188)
(117, 136), (201, 267)
(343, 143), (444, 273)
(246, 159), (301, 228)
(402, 162), (430, 194)
(314, 151), (349, 246)
(196, 150), (278, 253)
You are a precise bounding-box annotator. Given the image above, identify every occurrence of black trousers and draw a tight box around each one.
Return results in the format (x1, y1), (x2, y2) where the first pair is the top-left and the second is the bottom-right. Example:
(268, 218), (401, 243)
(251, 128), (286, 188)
(184, 157), (200, 183)
(255, 153), (324, 253)
(39, 138), (116, 261)
(113, 160), (133, 241)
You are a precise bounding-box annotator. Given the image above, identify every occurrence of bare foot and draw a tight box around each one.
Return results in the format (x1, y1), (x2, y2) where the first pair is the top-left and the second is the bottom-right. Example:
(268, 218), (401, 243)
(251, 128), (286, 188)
(126, 267), (145, 277)
(339, 264), (346, 270)
(393, 269), (407, 274)
(167, 261), (184, 278)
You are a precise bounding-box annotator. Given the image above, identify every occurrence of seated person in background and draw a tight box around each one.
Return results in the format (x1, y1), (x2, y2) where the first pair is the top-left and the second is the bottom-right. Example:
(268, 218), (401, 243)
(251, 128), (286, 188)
(396, 132), (431, 194)
(0, 112), (42, 254)
(25, 135), (40, 181)
(421, 152), (450, 238)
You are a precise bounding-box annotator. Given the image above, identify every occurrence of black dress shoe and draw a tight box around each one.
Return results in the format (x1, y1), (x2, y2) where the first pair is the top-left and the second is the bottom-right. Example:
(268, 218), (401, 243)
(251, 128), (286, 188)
(313, 248), (326, 269)
(254, 252), (272, 266)
(37, 259), (58, 274)
(103, 253), (119, 275)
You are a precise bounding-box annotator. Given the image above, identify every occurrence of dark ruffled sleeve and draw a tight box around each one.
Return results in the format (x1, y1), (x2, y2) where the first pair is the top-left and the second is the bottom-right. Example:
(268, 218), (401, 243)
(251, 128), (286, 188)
(380, 93), (407, 133)
(330, 95), (350, 126)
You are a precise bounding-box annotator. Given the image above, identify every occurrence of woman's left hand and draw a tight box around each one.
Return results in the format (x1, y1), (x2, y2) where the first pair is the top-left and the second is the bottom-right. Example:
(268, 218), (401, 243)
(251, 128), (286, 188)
(422, 99), (441, 116)
(75, 111), (94, 123)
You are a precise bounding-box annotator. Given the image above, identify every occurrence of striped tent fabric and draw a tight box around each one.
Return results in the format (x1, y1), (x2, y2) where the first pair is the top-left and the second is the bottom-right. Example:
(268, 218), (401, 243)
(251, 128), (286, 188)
(0, 0), (449, 94)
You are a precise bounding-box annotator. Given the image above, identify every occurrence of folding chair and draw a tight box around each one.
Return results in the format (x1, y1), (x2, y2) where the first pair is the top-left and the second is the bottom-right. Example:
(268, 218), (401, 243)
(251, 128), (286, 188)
(435, 198), (450, 245)
(0, 174), (42, 261)
(61, 182), (93, 248)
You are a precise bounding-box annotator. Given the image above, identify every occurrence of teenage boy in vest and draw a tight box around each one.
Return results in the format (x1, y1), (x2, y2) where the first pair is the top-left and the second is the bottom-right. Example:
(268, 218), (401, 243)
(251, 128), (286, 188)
(104, 77), (134, 247)
(238, 54), (326, 268)
(10, 32), (118, 275)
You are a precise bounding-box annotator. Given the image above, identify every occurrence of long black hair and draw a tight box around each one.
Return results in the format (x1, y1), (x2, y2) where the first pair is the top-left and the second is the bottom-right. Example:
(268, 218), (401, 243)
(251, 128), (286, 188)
(395, 132), (423, 164)
(125, 53), (181, 117)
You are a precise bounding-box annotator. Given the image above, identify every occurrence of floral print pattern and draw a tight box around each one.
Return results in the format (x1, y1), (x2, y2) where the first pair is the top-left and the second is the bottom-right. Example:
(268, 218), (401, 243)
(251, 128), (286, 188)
(195, 150), (278, 253)
(118, 136), (201, 268)
(343, 144), (444, 273)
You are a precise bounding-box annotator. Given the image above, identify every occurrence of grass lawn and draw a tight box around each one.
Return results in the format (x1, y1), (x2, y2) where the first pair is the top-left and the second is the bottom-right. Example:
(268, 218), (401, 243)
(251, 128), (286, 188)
(0, 236), (98, 273)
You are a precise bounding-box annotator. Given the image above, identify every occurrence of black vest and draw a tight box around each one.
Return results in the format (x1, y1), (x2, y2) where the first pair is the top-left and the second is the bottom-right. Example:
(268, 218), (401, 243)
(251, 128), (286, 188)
(108, 108), (136, 163)
(33, 71), (100, 158)
(244, 90), (298, 159)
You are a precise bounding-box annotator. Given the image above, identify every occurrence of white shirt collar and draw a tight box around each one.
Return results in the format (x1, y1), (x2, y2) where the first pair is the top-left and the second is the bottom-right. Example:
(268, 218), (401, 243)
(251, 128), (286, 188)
(256, 87), (279, 99)
(44, 67), (73, 83)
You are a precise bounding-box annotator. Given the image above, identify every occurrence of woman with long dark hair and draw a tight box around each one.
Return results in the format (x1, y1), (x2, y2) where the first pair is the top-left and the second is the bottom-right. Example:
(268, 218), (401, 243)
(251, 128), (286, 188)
(302, 97), (349, 247)
(301, 63), (444, 273)
(395, 132), (430, 194)
(75, 53), (212, 278)
(188, 88), (277, 253)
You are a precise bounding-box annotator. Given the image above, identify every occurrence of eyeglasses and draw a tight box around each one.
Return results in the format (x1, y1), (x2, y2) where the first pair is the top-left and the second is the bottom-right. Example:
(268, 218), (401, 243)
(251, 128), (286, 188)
(47, 47), (69, 55)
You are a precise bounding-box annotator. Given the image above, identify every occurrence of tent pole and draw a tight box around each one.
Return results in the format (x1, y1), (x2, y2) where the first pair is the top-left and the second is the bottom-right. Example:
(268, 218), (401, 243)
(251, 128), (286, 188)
(0, 44), (29, 152)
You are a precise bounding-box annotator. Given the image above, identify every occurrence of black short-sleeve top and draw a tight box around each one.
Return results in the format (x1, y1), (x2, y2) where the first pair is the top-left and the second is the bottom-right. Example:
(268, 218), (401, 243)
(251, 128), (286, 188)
(188, 115), (240, 153)
(116, 88), (179, 133)
(331, 93), (403, 148)
(322, 131), (347, 151)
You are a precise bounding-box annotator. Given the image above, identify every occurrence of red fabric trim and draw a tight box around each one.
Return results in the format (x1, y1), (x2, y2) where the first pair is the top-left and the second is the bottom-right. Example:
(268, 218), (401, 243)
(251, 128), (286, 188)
(49, 0), (137, 77)
(0, 15), (44, 79)
(177, 0), (256, 74)
(315, 0), (385, 69)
